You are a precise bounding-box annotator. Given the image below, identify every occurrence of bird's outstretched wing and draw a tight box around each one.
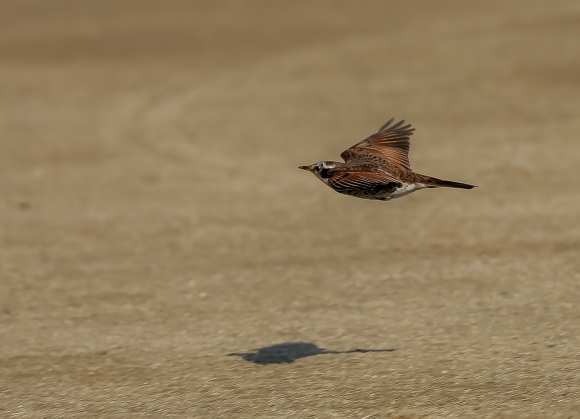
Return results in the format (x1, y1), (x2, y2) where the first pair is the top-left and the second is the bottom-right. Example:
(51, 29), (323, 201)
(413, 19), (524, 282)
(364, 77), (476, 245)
(327, 168), (402, 196)
(340, 118), (415, 170)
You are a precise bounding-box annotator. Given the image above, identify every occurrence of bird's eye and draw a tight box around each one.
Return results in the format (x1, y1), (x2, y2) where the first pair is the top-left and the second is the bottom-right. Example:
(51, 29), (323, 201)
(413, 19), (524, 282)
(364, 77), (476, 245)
(316, 165), (322, 171)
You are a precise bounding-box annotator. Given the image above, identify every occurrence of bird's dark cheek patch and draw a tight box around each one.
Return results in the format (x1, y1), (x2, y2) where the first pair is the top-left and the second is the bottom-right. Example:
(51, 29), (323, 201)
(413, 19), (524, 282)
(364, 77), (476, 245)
(320, 169), (332, 178)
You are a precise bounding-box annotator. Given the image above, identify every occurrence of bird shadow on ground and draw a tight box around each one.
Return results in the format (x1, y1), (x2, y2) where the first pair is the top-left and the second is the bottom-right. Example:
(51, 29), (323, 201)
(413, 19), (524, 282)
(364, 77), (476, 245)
(228, 342), (396, 365)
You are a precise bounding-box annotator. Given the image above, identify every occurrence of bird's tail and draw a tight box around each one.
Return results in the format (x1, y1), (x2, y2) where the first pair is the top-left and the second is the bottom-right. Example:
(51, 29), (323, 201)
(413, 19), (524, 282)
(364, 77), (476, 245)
(426, 177), (476, 189)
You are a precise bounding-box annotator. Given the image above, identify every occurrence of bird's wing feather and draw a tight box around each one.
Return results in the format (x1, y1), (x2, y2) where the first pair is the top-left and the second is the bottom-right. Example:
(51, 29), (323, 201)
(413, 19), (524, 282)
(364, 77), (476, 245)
(340, 118), (415, 170)
(327, 168), (402, 195)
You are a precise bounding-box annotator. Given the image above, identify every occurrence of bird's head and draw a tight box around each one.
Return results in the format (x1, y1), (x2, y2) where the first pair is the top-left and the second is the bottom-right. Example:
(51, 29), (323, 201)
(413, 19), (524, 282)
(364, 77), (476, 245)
(298, 161), (337, 179)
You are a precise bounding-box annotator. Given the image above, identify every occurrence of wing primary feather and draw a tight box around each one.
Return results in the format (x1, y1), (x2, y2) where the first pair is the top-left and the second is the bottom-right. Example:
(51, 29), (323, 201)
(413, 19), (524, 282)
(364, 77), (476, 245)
(378, 118), (395, 132)
(388, 119), (406, 131)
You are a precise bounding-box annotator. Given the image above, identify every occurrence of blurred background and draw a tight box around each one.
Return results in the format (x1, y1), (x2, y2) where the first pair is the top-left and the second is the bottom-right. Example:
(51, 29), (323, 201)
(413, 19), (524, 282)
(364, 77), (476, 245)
(1, 1), (579, 417)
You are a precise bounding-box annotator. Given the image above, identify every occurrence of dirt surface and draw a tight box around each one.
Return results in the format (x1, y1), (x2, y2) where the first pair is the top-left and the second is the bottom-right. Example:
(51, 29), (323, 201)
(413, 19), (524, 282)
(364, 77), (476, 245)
(1, 1), (580, 418)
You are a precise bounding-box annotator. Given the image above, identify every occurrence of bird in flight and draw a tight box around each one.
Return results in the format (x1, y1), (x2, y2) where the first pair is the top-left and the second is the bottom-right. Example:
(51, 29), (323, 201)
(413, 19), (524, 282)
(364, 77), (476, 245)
(299, 118), (475, 201)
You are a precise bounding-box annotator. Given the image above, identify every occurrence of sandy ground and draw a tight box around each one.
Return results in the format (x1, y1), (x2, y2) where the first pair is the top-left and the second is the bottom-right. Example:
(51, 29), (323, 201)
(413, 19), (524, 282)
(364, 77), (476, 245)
(1, 1), (580, 417)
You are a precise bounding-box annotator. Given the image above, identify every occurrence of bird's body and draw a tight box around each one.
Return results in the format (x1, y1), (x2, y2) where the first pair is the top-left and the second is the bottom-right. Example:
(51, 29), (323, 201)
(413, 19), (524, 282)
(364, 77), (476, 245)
(299, 118), (475, 201)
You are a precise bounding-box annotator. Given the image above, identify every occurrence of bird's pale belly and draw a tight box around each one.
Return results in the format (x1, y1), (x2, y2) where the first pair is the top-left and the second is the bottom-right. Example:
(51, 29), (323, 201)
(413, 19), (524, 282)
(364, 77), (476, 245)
(388, 182), (428, 199)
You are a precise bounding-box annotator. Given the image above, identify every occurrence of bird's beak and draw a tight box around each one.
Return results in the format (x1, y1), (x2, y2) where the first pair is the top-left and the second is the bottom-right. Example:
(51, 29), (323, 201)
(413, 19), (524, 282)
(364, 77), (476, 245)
(299, 165), (313, 172)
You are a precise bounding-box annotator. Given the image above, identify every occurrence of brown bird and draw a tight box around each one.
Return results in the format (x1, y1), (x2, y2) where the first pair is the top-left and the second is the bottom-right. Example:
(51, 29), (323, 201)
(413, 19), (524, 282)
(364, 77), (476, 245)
(299, 118), (475, 201)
